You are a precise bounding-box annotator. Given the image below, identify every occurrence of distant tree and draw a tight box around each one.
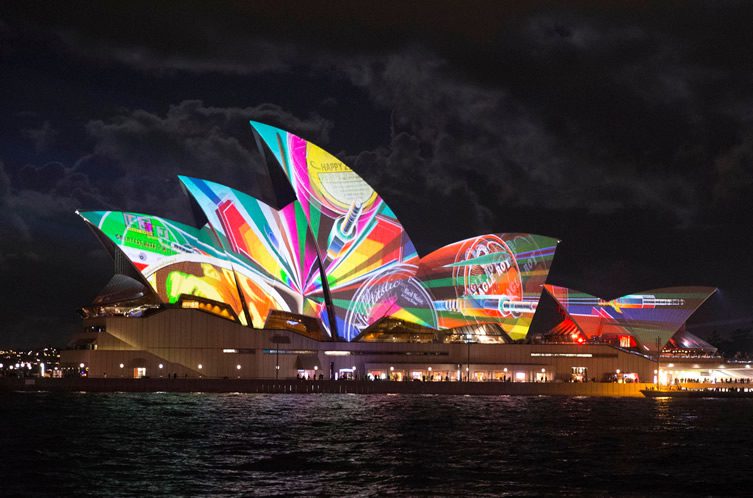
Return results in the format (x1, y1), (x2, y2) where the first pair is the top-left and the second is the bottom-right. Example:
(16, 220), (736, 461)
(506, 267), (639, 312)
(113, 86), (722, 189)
(730, 328), (753, 359)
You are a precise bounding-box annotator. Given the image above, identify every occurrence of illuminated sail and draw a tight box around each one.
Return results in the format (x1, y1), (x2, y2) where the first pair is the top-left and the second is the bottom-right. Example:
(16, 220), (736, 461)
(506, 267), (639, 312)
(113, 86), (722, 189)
(250, 121), (420, 340)
(179, 176), (328, 332)
(78, 210), (248, 324)
(417, 233), (558, 341)
(544, 284), (717, 352)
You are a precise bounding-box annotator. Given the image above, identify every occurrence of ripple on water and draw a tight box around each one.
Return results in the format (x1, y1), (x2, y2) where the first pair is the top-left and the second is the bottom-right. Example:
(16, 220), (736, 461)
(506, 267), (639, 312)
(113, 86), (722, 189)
(2, 393), (753, 496)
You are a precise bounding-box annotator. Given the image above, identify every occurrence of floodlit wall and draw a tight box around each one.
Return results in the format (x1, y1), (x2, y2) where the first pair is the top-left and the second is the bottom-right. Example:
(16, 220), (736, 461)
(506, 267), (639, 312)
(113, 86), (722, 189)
(65, 309), (656, 382)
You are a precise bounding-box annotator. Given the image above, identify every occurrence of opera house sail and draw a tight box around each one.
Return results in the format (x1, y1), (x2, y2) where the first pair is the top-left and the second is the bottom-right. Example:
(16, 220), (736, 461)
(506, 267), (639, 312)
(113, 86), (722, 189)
(74, 120), (717, 378)
(542, 284), (717, 352)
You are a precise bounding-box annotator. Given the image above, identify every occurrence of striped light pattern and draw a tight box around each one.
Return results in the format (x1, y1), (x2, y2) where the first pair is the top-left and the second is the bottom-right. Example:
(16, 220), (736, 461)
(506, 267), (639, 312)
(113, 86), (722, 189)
(543, 284), (717, 352)
(251, 121), (420, 340)
(78, 210), (251, 325)
(79, 123), (568, 342)
(418, 234), (558, 341)
(178, 176), (328, 332)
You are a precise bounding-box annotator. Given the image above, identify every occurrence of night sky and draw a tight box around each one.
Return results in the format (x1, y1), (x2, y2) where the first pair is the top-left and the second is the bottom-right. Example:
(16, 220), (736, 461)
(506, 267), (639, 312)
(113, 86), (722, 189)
(2, 2), (753, 347)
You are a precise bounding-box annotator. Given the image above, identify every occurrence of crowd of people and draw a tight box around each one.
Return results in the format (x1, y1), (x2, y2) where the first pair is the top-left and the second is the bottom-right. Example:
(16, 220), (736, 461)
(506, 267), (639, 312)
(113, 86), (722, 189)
(675, 377), (752, 384)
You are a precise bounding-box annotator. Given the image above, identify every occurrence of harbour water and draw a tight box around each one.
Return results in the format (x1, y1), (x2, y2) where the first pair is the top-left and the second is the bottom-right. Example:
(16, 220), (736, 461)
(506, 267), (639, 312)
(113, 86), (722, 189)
(1, 392), (752, 496)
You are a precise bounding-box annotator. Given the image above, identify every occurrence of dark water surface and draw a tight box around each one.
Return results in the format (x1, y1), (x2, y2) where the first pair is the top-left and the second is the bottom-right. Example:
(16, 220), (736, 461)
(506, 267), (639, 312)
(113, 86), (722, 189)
(1, 393), (752, 496)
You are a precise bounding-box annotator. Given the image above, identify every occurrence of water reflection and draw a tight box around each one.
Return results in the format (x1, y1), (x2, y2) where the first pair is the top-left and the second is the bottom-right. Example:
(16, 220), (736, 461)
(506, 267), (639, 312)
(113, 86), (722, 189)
(1, 393), (752, 496)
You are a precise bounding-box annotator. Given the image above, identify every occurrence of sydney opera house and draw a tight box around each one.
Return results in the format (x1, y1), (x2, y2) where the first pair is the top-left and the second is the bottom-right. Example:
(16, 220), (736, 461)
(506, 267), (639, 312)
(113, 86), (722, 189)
(62, 122), (733, 384)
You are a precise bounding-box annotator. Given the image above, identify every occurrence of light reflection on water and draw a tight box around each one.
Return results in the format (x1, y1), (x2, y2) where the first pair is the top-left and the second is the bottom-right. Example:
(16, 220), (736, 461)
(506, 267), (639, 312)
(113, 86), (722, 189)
(1, 393), (752, 496)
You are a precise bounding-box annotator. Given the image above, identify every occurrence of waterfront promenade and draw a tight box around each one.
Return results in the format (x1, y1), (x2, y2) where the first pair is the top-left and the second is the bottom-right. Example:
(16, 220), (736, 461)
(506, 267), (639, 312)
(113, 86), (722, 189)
(0, 378), (651, 397)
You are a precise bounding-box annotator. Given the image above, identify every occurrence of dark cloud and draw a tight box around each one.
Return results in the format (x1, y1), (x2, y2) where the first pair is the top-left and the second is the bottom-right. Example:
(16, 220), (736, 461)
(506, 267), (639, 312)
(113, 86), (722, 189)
(2, 100), (331, 245)
(335, 48), (701, 251)
(713, 131), (753, 214)
(70, 100), (331, 218)
(0, 160), (9, 197)
(0, 160), (31, 243)
(22, 120), (58, 153)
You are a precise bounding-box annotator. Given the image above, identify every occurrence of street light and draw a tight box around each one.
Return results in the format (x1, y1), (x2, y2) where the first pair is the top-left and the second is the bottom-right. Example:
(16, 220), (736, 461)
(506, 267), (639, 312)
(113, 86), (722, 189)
(466, 334), (473, 382)
(655, 335), (661, 386)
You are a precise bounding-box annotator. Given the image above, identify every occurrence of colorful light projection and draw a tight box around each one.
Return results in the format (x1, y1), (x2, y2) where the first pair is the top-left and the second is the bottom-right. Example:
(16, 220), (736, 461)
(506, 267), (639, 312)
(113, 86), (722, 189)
(543, 285), (717, 352)
(77, 211), (249, 324)
(250, 121), (421, 340)
(344, 263), (439, 340)
(417, 233), (558, 341)
(178, 176), (329, 332)
(77, 120), (717, 347)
